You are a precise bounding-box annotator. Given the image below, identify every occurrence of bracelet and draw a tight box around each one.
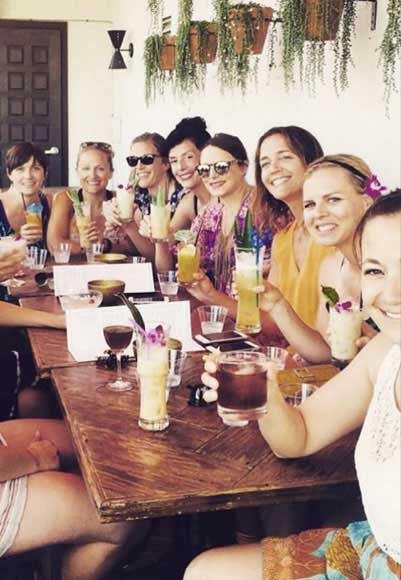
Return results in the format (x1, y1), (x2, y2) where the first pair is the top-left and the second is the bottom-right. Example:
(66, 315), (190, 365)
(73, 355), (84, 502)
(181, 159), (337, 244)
(103, 238), (112, 253)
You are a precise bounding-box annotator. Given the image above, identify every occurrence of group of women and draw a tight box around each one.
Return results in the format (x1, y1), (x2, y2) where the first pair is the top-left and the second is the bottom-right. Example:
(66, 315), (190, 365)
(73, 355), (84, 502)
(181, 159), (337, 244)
(0, 117), (399, 580)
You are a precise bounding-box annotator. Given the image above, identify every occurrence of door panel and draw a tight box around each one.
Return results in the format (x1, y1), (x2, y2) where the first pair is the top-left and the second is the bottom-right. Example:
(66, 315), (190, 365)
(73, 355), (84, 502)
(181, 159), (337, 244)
(0, 21), (68, 187)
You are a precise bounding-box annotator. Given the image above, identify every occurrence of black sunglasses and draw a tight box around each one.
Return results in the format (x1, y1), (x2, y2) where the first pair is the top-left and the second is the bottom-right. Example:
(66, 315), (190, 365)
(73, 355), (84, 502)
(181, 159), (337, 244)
(126, 154), (161, 168)
(196, 159), (245, 179)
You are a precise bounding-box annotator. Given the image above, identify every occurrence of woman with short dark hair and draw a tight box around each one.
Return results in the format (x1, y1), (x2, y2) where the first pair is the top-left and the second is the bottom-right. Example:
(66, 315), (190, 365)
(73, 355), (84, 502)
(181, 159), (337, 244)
(1, 142), (50, 248)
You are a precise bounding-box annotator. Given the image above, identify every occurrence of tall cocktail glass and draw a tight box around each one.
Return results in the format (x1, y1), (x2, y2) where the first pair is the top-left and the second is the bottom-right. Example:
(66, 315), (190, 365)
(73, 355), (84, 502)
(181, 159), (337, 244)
(75, 201), (92, 249)
(137, 322), (170, 431)
(215, 350), (268, 426)
(116, 186), (135, 222)
(176, 230), (200, 286)
(235, 246), (264, 334)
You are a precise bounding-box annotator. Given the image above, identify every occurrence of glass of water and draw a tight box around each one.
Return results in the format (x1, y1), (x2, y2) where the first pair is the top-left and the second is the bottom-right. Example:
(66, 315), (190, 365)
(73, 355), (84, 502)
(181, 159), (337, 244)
(197, 305), (228, 335)
(157, 270), (179, 296)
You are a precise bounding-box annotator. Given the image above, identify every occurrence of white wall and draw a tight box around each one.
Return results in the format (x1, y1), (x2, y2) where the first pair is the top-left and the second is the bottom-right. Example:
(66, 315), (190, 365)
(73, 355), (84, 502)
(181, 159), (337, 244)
(110, 0), (400, 190)
(0, 0), (114, 184)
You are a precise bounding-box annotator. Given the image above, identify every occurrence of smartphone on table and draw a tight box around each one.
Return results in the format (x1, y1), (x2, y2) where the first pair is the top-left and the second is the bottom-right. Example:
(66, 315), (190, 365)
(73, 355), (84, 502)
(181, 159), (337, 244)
(204, 340), (260, 353)
(194, 330), (248, 345)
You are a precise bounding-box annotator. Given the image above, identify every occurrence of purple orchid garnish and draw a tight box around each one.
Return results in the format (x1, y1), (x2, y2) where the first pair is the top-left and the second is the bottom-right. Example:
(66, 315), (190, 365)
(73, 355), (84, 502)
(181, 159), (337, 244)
(334, 300), (354, 313)
(130, 319), (167, 346)
(364, 175), (388, 200)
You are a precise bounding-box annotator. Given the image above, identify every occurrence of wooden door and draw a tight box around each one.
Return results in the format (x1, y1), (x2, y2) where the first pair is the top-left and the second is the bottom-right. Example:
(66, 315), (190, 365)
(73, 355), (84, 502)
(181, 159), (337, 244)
(0, 20), (68, 187)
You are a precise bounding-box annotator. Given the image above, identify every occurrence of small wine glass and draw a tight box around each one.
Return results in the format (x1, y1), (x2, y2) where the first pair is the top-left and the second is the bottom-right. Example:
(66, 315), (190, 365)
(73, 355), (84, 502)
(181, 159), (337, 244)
(103, 325), (133, 391)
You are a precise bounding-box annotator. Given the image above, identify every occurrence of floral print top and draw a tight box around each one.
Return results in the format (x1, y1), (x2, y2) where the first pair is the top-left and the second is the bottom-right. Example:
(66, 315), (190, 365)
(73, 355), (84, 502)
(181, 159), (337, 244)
(135, 184), (185, 216)
(191, 191), (272, 295)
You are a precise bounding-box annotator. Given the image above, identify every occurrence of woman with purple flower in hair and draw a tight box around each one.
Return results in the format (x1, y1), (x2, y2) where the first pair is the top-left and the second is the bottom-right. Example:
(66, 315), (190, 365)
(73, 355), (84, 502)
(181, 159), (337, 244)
(256, 154), (386, 363)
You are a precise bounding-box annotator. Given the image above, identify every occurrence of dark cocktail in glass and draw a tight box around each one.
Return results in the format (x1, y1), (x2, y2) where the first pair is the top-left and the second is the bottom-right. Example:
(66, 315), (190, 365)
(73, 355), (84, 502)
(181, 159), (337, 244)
(103, 325), (133, 391)
(215, 351), (268, 426)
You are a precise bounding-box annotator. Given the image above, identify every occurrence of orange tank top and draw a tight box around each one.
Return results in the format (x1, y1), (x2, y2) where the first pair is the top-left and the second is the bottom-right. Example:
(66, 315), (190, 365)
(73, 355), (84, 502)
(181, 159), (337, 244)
(273, 222), (335, 328)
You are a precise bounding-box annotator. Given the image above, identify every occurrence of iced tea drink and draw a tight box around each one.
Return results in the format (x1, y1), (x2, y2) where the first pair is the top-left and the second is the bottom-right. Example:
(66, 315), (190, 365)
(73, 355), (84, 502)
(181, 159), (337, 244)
(215, 351), (268, 426)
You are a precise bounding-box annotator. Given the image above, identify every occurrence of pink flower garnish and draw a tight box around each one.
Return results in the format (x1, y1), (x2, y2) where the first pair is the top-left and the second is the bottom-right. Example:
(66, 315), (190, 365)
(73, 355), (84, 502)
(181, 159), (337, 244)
(364, 175), (388, 200)
(334, 300), (353, 313)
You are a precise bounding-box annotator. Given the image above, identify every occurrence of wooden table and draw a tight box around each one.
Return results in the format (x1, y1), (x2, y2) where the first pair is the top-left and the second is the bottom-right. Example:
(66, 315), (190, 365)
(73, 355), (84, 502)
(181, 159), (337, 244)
(51, 361), (359, 523)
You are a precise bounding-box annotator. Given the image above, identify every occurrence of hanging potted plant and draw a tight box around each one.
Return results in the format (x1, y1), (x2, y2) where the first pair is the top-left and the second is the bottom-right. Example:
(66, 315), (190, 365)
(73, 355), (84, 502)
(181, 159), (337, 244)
(214, 0), (272, 93)
(378, 0), (401, 112)
(144, 34), (176, 104)
(228, 3), (273, 55)
(189, 21), (217, 64)
(176, 0), (203, 95)
(279, 0), (357, 93)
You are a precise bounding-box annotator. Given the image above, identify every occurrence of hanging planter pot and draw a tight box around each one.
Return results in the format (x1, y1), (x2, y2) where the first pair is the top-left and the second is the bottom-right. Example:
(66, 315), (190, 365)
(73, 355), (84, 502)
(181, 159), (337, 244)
(305, 0), (345, 41)
(228, 5), (273, 55)
(159, 35), (176, 70)
(189, 22), (217, 64)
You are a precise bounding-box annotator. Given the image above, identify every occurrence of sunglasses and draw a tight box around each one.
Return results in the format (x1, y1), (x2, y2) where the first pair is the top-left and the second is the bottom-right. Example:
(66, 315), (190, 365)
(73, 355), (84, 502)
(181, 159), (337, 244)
(80, 142), (113, 152)
(196, 160), (244, 179)
(126, 154), (161, 168)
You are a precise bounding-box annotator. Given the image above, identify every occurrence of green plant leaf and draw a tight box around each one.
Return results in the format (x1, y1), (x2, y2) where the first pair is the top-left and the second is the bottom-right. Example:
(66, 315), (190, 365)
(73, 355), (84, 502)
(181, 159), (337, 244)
(321, 285), (340, 309)
(115, 293), (145, 330)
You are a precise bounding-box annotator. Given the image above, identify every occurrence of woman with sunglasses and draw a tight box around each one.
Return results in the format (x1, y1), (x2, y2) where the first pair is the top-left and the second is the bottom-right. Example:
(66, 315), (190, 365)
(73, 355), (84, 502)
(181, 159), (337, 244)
(184, 133), (265, 298)
(47, 142), (133, 256)
(1, 142), (50, 248)
(104, 132), (183, 260)
(186, 126), (331, 342)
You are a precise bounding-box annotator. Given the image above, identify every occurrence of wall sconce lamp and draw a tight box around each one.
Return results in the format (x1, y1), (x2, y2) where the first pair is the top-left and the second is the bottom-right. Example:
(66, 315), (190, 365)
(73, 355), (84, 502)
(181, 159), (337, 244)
(108, 30), (133, 69)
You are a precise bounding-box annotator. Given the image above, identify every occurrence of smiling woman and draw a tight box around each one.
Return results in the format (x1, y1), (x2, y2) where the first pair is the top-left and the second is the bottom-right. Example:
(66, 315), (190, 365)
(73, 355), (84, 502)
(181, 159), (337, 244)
(1, 143), (50, 249)
(47, 143), (134, 256)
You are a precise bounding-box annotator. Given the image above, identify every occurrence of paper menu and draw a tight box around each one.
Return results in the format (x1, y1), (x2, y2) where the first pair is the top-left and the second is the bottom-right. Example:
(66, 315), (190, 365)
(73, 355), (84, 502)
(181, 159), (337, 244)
(53, 263), (154, 296)
(66, 300), (204, 362)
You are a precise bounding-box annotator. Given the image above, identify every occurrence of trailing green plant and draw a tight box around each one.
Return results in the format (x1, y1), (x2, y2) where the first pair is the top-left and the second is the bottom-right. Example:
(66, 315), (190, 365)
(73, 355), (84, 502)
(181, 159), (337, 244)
(176, 0), (202, 95)
(214, 0), (265, 93)
(378, 0), (401, 113)
(333, 0), (357, 93)
(144, 34), (168, 105)
(147, 0), (164, 32)
(279, 0), (305, 89)
(279, 0), (357, 95)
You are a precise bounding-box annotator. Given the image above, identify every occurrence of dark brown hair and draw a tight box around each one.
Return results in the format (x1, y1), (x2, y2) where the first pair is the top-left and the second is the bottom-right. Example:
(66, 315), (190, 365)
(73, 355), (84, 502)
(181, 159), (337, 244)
(254, 126), (323, 231)
(6, 142), (48, 175)
(202, 133), (249, 164)
(166, 116), (211, 154)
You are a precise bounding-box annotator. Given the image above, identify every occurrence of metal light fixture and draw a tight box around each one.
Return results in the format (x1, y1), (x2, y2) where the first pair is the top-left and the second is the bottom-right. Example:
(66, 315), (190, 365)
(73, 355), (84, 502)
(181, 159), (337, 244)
(108, 30), (133, 70)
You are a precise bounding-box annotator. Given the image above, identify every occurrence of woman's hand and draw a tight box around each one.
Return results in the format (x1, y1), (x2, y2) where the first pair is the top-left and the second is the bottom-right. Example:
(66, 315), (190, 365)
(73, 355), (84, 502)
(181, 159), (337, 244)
(355, 320), (378, 351)
(254, 280), (285, 314)
(27, 430), (60, 472)
(0, 249), (24, 282)
(83, 221), (101, 244)
(201, 354), (220, 403)
(20, 223), (43, 244)
(138, 214), (151, 239)
(185, 271), (216, 302)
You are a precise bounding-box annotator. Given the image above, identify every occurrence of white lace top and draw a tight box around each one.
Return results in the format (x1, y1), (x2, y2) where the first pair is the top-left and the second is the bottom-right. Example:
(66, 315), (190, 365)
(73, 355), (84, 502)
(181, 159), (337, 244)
(355, 344), (401, 563)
